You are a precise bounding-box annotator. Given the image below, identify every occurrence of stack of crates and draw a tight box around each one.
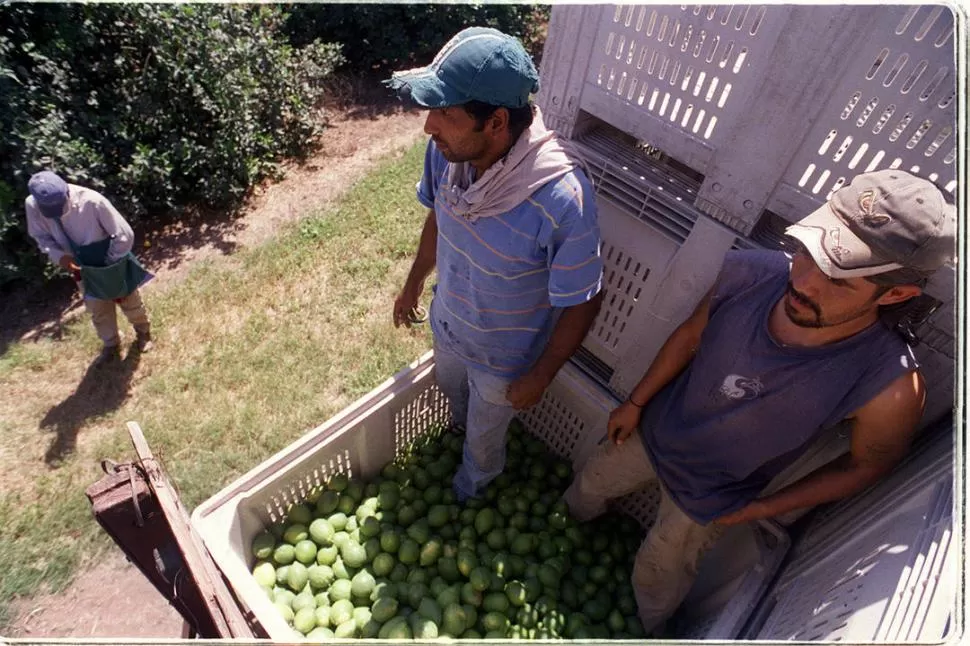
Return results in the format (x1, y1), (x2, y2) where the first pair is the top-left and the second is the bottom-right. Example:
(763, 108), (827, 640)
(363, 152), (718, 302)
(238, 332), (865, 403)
(192, 5), (960, 641)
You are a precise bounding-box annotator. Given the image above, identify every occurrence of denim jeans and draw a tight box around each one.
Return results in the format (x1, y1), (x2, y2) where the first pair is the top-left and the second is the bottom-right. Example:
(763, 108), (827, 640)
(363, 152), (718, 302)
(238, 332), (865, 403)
(433, 341), (517, 501)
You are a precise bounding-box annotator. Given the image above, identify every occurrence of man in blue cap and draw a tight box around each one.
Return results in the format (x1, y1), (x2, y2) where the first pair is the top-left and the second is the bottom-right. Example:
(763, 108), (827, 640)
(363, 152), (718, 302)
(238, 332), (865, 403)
(26, 171), (153, 365)
(387, 27), (604, 501)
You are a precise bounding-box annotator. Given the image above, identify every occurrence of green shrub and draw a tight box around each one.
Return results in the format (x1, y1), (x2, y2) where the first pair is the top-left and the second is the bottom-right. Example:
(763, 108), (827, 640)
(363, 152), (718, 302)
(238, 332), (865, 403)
(0, 4), (343, 286)
(284, 4), (550, 72)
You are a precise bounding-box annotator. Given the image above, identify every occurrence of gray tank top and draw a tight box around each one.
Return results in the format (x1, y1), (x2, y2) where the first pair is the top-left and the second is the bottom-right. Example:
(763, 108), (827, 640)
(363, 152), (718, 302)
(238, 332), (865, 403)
(640, 250), (918, 524)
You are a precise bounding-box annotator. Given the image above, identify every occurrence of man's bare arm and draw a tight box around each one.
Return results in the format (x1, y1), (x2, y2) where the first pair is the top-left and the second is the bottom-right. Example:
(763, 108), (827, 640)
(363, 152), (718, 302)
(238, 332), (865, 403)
(394, 209), (437, 328)
(717, 370), (925, 524)
(607, 288), (713, 444)
(507, 292), (604, 409)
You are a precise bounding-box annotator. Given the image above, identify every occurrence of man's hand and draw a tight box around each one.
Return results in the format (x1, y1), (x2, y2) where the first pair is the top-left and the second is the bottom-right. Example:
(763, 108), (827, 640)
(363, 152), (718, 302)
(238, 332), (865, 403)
(506, 370), (552, 410)
(393, 281), (424, 328)
(58, 254), (80, 272)
(607, 401), (643, 445)
(714, 500), (770, 526)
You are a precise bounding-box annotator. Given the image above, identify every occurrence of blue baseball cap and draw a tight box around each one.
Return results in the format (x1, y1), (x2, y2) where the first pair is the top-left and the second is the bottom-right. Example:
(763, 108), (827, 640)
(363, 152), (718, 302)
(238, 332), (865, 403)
(385, 27), (540, 109)
(28, 171), (69, 219)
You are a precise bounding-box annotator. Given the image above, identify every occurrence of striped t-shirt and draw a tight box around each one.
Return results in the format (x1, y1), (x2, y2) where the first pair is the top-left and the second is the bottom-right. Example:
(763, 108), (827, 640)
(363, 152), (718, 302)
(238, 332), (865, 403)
(418, 141), (603, 377)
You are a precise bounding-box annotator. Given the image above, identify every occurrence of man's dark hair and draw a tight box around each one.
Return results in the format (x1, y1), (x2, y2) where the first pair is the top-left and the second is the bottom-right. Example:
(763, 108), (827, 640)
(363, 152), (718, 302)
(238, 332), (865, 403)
(866, 270), (937, 347)
(462, 101), (535, 143)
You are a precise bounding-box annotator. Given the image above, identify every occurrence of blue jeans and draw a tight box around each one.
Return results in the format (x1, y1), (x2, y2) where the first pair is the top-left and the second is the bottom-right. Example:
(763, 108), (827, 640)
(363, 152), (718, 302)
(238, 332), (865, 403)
(433, 341), (516, 501)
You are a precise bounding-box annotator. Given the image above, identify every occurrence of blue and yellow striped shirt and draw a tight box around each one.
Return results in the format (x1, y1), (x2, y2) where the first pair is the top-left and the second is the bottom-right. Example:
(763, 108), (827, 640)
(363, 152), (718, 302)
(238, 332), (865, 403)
(418, 141), (603, 377)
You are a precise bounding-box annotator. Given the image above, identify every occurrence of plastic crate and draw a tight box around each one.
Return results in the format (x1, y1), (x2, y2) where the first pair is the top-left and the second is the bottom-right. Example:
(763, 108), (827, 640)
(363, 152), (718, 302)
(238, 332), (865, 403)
(192, 351), (789, 640)
(746, 423), (956, 641)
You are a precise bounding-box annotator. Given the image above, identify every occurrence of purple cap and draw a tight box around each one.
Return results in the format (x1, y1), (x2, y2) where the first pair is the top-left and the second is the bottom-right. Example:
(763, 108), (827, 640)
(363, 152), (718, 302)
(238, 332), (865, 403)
(28, 171), (69, 219)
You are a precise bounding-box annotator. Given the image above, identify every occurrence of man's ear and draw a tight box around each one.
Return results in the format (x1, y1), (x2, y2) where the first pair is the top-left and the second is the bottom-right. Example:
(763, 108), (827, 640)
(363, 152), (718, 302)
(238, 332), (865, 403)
(486, 107), (510, 138)
(876, 284), (922, 306)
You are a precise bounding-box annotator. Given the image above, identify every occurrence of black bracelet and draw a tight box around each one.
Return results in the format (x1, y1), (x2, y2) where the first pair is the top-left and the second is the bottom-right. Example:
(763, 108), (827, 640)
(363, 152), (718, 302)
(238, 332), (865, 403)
(627, 398), (645, 408)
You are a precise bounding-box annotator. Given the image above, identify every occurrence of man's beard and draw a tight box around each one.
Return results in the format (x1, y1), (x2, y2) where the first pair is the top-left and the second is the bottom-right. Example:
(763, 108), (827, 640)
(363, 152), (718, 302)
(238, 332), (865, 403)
(783, 282), (875, 329)
(783, 283), (824, 328)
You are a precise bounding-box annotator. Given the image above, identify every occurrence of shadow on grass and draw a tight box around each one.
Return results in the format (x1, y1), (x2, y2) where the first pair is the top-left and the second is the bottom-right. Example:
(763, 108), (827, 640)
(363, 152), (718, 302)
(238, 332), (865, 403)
(39, 342), (143, 467)
(0, 277), (80, 357)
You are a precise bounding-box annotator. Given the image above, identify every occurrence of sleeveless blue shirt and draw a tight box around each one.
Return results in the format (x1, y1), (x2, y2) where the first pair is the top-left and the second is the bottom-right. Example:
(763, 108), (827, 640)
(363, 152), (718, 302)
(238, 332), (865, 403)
(640, 250), (919, 524)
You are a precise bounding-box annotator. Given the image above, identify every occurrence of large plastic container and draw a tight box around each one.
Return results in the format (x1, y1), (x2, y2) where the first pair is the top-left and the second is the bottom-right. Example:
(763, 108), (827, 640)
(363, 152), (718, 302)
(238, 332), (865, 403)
(192, 352), (789, 640)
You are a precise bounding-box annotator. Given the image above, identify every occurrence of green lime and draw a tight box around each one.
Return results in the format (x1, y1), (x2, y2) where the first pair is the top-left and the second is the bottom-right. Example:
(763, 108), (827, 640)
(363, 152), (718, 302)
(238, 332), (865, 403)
(398, 538), (420, 565)
(316, 491), (340, 516)
(294, 539), (317, 565)
(287, 504), (313, 526)
(371, 596), (399, 623)
(316, 544), (338, 566)
(345, 480), (364, 503)
(286, 562), (309, 592)
(292, 590), (316, 612)
(329, 579), (353, 603)
(360, 515), (381, 539)
(272, 544), (296, 566)
(282, 523), (309, 545)
(351, 570), (376, 599)
(329, 473), (349, 492)
(505, 580), (527, 607)
(252, 561), (276, 588)
(474, 508), (496, 535)
(313, 605), (331, 628)
(327, 512), (348, 532)
(469, 566), (491, 592)
(307, 564), (334, 591)
(333, 618), (357, 638)
(337, 493), (356, 515)
(372, 552), (395, 577)
(251, 532), (276, 560)
(380, 530), (401, 554)
(308, 518), (334, 546)
(330, 598), (355, 626)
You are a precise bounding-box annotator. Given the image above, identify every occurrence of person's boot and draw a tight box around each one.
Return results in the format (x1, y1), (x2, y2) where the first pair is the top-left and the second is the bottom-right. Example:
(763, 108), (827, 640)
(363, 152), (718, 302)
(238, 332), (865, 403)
(94, 344), (121, 367)
(135, 328), (153, 353)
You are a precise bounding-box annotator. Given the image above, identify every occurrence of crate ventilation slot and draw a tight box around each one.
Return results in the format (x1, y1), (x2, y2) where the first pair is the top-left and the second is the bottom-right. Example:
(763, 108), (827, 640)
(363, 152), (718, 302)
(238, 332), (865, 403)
(592, 5), (770, 141)
(616, 479), (662, 530)
(791, 5), (956, 199)
(573, 346), (616, 390)
(575, 129), (702, 244)
(760, 481), (952, 641)
(393, 384), (451, 457)
(265, 448), (354, 523)
(520, 390), (587, 460)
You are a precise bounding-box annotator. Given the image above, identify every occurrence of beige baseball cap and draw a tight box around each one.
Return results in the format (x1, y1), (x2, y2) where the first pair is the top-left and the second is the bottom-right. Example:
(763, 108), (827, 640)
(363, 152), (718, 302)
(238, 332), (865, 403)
(786, 169), (955, 279)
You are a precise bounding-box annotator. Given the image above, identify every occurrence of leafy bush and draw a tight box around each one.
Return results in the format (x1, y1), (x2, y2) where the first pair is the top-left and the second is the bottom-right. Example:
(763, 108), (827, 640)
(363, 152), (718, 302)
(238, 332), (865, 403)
(0, 4), (342, 286)
(284, 4), (550, 72)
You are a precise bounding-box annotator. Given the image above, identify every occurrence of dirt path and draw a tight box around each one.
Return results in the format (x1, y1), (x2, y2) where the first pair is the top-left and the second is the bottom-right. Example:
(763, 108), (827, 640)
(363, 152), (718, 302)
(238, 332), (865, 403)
(3, 104), (426, 639)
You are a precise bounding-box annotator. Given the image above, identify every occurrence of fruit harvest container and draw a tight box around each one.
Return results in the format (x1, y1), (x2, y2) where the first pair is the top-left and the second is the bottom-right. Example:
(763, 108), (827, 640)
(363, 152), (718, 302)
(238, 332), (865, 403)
(192, 351), (790, 640)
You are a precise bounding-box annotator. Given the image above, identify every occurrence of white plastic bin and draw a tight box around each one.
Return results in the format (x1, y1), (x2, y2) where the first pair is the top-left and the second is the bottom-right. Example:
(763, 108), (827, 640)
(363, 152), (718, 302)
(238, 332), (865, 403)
(192, 351), (789, 640)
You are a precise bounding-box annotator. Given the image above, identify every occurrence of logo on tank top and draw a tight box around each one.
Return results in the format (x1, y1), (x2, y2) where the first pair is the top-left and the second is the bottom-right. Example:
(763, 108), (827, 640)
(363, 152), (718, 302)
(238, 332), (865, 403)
(719, 374), (765, 400)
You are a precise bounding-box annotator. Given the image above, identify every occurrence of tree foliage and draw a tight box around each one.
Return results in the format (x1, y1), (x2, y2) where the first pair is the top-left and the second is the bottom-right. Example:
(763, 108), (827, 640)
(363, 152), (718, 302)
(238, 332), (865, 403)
(0, 4), (550, 286)
(0, 4), (342, 285)
(285, 4), (549, 71)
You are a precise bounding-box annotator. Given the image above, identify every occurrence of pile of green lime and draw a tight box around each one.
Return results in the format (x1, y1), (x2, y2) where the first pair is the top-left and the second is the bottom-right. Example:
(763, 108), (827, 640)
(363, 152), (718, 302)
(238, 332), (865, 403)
(249, 420), (646, 640)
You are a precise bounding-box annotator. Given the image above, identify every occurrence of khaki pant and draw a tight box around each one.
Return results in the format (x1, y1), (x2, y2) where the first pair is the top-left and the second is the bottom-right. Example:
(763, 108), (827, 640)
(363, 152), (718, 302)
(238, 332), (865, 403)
(563, 432), (724, 635)
(84, 289), (150, 348)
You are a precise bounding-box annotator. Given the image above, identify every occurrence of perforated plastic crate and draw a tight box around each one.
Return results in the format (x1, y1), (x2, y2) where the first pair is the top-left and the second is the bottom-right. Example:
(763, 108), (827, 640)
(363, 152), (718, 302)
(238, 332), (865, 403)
(192, 351), (789, 640)
(746, 423), (956, 641)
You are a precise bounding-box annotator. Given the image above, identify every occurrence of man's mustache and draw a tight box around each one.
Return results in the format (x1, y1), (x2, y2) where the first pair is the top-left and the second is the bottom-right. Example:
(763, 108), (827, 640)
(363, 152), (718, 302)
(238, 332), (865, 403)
(787, 282), (821, 317)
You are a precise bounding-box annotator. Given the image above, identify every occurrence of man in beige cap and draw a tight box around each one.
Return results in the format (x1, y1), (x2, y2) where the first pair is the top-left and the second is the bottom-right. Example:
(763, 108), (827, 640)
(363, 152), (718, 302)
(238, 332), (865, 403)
(563, 169), (955, 635)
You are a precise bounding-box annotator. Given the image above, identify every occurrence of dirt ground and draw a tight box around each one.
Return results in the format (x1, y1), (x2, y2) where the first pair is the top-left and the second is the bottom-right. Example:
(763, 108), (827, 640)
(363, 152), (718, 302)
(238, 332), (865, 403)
(3, 100), (426, 639)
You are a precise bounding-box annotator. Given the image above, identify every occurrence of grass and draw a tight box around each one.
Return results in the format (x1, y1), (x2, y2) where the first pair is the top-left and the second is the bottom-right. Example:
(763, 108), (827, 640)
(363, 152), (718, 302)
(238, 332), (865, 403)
(0, 140), (433, 628)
